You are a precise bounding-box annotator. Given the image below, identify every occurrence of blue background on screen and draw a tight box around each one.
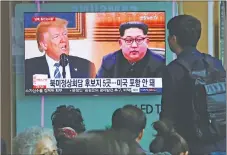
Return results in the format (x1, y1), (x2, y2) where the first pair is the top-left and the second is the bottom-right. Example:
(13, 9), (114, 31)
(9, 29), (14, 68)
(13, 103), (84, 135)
(24, 12), (76, 28)
(14, 2), (177, 151)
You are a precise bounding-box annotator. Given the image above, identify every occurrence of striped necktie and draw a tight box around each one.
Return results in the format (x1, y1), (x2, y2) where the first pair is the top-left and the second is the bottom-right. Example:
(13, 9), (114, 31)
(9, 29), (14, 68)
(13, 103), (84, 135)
(54, 63), (61, 78)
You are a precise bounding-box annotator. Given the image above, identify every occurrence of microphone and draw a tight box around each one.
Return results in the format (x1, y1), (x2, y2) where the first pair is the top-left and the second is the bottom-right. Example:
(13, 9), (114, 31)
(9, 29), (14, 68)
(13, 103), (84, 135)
(59, 53), (69, 78)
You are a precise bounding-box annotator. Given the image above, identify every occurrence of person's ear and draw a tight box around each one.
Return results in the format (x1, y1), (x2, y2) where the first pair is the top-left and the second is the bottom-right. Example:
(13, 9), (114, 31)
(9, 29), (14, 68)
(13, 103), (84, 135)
(145, 37), (149, 44)
(39, 41), (48, 51)
(136, 129), (144, 142)
(118, 39), (123, 47)
(171, 35), (178, 44)
(168, 34), (176, 41)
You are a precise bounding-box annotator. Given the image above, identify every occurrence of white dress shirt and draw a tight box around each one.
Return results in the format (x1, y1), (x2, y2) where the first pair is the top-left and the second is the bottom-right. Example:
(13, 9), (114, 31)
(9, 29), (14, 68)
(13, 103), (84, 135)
(45, 54), (71, 79)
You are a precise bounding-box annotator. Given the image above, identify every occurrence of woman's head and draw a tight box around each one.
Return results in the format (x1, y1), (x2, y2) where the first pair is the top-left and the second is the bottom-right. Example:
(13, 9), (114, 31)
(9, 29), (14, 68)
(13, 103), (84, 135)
(150, 120), (189, 155)
(13, 127), (59, 155)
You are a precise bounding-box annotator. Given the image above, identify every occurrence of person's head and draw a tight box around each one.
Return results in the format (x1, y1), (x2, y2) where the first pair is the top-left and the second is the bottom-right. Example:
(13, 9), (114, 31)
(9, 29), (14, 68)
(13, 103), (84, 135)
(119, 22), (149, 63)
(111, 105), (147, 142)
(149, 120), (189, 155)
(12, 127), (59, 155)
(36, 18), (69, 61)
(61, 129), (146, 155)
(51, 105), (86, 142)
(167, 14), (201, 55)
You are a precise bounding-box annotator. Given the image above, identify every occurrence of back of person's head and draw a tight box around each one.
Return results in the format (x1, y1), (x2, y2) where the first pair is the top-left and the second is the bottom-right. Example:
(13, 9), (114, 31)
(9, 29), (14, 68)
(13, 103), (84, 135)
(167, 14), (201, 48)
(51, 105), (85, 133)
(111, 105), (147, 141)
(51, 105), (85, 145)
(149, 120), (188, 155)
(61, 129), (146, 155)
(119, 22), (148, 37)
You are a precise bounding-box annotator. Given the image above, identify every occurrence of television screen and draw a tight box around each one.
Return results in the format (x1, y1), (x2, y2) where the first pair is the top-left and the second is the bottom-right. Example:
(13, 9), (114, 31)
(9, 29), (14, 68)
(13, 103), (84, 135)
(24, 12), (166, 95)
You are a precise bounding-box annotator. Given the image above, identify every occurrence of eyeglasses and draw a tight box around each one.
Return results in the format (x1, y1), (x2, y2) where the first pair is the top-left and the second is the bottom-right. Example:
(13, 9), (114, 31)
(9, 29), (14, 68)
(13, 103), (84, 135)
(121, 37), (147, 45)
(41, 148), (62, 155)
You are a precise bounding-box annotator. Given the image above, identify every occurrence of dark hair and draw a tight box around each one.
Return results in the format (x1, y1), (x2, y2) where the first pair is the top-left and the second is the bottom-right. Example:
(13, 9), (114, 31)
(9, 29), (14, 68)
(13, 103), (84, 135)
(61, 129), (146, 155)
(167, 14), (201, 47)
(112, 105), (146, 139)
(149, 120), (188, 155)
(119, 22), (148, 37)
(51, 105), (86, 134)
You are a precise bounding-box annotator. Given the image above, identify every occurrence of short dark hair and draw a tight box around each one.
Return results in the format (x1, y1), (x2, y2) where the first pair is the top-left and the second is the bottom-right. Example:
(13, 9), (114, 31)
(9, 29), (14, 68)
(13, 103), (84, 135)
(111, 105), (146, 139)
(119, 22), (148, 37)
(167, 14), (201, 47)
(149, 120), (188, 155)
(51, 105), (86, 134)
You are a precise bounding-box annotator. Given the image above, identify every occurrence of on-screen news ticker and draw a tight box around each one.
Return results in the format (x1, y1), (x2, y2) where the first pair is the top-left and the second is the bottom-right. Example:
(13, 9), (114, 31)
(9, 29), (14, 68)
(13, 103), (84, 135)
(25, 74), (162, 95)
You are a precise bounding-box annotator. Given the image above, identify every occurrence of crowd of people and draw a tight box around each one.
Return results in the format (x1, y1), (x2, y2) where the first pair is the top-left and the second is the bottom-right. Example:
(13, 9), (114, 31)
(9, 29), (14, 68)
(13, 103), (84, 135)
(2, 14), (226, 155)
(12, 105), (187, 155)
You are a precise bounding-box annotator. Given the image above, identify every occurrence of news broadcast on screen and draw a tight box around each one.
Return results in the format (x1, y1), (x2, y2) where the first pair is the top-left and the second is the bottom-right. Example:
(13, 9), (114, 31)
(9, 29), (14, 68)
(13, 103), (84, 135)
(24, 12), (166, 95)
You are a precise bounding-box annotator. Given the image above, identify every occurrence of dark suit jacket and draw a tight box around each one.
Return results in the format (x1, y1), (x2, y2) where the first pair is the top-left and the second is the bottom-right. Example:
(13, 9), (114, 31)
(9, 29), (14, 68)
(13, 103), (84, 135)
(25, 55), (96, 89)
(96, 49), (166, 78)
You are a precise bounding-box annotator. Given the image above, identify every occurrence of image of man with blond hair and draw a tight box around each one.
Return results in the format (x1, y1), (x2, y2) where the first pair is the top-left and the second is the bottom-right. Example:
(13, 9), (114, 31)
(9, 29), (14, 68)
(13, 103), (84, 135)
(25, 17), (96, 89)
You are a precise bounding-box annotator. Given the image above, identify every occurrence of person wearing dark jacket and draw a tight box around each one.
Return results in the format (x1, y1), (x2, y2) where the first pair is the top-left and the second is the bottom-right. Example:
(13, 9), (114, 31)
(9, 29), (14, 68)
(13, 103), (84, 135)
(96, 22), (165, 78)
(111, 105), (151, 154)
(160, 14), (226, 155)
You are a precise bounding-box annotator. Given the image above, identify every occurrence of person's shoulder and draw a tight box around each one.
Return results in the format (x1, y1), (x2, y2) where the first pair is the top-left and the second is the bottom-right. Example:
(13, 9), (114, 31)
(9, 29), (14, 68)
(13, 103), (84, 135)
(100, 50), (120, 70)
(167, 58), (185, 71)
(68, 55), (93, 65)
(167, 59), (180, 69)
(25, 55), (45, 64)
(102, 50), (120, 62)
(203, 53), (225, 71)
(147, 49), (165, 63)
(164, 59), (185, 79)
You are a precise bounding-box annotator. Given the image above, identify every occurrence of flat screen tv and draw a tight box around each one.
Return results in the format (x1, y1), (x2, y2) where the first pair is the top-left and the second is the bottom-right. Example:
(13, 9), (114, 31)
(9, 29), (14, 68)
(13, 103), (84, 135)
(24, 11), (166, 95)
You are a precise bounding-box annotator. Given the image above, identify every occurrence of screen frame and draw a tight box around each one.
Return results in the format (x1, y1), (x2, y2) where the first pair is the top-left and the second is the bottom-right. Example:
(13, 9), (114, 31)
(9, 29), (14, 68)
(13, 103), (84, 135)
(14, 2), (174, 96)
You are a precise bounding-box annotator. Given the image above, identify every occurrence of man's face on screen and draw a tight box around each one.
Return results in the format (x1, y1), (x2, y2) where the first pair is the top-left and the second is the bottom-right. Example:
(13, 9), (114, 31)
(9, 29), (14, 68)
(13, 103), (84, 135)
(43, 26), (69, 61)
(119, 28), (149, 63)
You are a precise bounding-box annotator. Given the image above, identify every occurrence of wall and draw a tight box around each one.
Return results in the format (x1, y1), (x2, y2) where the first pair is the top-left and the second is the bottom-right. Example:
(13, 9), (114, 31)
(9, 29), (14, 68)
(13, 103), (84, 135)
(182, 1), (208, 53)
(15, 2), (174, 152)
(179, 1), (220, 57)
(1, 2), (14, 153)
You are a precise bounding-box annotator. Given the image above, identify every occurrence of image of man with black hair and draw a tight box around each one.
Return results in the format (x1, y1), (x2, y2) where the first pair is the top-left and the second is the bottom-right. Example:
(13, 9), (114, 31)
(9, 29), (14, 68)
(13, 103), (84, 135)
(96, 22), (166, 78)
